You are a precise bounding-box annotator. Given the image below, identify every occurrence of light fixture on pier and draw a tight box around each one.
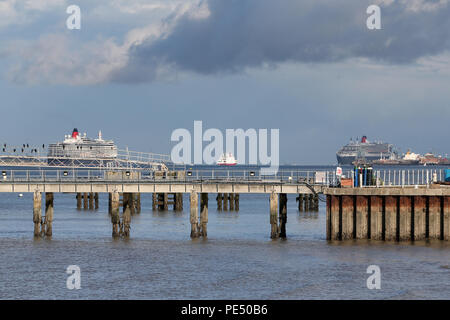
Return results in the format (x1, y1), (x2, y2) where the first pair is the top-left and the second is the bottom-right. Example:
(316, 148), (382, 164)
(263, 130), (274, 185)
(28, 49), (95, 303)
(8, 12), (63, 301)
(187, 171), (192, 176)
(63, 171), (69, 176)
(126, 171), (130, 176)
(250, 171), (255, 177)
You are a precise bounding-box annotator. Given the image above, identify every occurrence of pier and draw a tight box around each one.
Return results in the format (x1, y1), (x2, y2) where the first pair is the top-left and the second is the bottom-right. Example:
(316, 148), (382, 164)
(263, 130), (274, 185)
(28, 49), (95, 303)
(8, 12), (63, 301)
(0, 168), (448, 241)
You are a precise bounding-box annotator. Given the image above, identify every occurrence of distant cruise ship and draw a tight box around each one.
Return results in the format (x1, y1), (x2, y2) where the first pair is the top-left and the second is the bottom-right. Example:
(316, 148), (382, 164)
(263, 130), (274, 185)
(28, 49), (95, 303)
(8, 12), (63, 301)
(217, 153), (237, 166)
(336, 136), (397, 165)
(47, 128), (118, 166)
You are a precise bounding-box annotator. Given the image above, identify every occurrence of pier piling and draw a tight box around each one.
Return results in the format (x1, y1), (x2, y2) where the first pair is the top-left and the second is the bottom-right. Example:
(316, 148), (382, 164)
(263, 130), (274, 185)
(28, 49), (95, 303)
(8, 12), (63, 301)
(270, 192), (279, 239)
(190, 191), (199, 238)
(33, 191), (42, 237)
(325, 189), (450, 242)
(200, 193), (208, 237)
(279, 193), (287, 238)
(234, 194), (240, 211)
(76, 193), (82, 210)
(223, 193), (228, 211)
(83, 192), (88, 210)
(45, 192), (54, 237)
(111, 192), (120, 238)
(216, 193), (222, 211)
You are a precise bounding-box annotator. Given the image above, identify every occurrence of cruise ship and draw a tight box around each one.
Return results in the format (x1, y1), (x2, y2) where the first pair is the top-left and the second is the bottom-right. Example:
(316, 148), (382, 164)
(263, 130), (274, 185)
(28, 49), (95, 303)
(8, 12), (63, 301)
(336, 136), (398, 165)
(47, 128), (118, 166)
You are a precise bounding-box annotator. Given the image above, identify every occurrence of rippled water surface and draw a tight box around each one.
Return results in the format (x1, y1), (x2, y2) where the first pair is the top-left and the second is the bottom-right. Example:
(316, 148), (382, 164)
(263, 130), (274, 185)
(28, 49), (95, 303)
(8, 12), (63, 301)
(0, 192), (449, 299)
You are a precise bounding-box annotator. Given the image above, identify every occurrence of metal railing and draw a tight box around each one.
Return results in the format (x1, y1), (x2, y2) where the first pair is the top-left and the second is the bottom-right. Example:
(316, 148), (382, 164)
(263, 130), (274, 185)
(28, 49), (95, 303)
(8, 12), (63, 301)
(0, 168), (447, 186)
(338, 168), (448, 187)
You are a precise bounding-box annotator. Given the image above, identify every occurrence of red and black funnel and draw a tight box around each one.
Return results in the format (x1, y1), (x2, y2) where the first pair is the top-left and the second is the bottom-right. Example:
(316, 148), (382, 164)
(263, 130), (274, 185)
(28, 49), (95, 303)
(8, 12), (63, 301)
(72, 128), (79, 138)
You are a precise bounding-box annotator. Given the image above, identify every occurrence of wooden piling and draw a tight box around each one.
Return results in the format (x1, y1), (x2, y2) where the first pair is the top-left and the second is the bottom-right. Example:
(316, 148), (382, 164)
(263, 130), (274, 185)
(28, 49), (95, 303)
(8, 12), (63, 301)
(152, 193), (157, 210)
(444, 196), (450, 241)
(45, 192), (54, 237)
(108, 193), (112, 214)
(111, 192), (120, 238)
(76, 193), (82, 210)
(330, 195), (340, 240)
(122, 193), (131, 237)
(200, 193), (208, 237)
(94, 193), (99, 210)
(216, 193), (222, 211)
(297, 194), (303, 212)
(83, 192), (88, 210)
(136, 193), (141, 213)
(356, 196), (369, 239)
(399, 196), (412, 241)
(223, 193), (228, 211)
(234, 194), (239, 211)
(385, 196), (397, 241)
(429, 197), (441, 239)
(89, 192), (94, 210)
(190, 191), (199, 238)
(370, 196), (383, 240)
(229, 193), (235, 211)
(33, 191), (42, 237)
(270, 192), (278, 239)
(279, 193), (287, 238)
(413, 196), (426, 240)
(341, 195), (354, 240)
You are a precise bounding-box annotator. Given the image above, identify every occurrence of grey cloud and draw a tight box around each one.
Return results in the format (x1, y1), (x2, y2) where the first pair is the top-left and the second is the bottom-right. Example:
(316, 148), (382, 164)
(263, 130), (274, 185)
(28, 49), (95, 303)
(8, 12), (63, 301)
(113, 0), (450, 82)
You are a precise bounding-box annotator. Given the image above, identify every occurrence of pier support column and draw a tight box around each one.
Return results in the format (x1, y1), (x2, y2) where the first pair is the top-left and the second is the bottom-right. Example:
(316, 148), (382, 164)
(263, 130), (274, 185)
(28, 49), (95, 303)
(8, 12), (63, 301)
(356, 196), (369, 239)
(429, 197), (441, 240)
(216, 193), (222, 211)
(76, 193), (82, 210)
(45, 192), (54, 237)
(89, 192), (94, 210)
(136, 193), (141, 213)
(223, 193), (228, 211)
(122, 193), (131, 237)
(108, 193), (112, 214)
(399, 196), (412, 241)
(370, 196), (383, 240)
(414, 196), (426, 240)
(94, 193), (99, 210)
(174, 193), (183, 211)
(200, 193), (208, 238)
(279, 193), (287, 238)
(444, 197), (450, 241)
(152, 193), (157, 210)
(385, 196), (397, 241)
(314, 194), (319, 211)
(304, 194), (309, 211)
(163, 193), (169, 211)
(329, 196), (340, 240)
(270, 192), (279, 239)
(229, 194), (235, 211)
(297, 194), (303, 212)
(83, 193), (88, 210)
(341, 195), (354, 240)
(111, 192), (120, 238)
(234, 194), (239, 211)
(33, 191), (42, 237)
(190, 191), (199, 238)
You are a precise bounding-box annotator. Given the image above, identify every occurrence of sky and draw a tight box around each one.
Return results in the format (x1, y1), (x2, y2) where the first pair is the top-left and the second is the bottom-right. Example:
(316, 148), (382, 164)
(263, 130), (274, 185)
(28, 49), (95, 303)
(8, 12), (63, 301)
(0, 0), (449, 164)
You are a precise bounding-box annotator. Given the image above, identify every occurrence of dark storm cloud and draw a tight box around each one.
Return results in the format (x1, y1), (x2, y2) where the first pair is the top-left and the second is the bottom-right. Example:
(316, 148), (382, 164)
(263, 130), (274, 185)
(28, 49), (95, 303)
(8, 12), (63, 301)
(113, 0), (450, 82)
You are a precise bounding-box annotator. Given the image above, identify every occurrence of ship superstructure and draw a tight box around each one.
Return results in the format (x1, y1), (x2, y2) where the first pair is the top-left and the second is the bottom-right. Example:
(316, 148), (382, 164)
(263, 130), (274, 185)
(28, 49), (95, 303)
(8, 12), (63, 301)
(336, 136), (397, 165)
(47, 128), (117, 166)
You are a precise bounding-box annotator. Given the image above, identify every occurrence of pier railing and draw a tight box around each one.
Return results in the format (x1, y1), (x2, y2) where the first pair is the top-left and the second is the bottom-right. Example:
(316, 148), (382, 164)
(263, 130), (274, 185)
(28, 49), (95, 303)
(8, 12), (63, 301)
(0, 168), (446, 186)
